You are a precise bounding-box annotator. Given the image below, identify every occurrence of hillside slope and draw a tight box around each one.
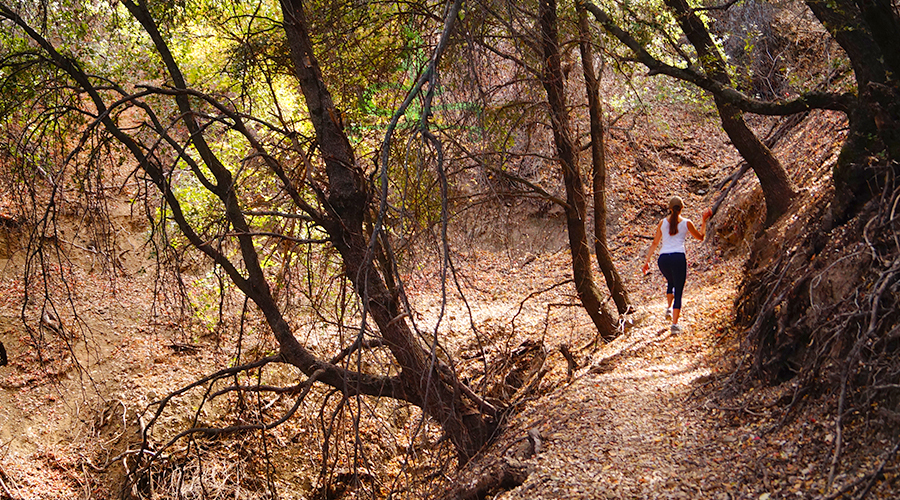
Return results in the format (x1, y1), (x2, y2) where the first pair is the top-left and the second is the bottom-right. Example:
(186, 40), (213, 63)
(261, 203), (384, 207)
(2, 105), (894, 500)
(450, 109), (899, 500)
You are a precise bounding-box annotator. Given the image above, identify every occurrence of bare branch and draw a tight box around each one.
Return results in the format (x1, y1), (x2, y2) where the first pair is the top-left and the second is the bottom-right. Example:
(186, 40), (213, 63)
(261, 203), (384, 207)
(243, 210), (314, 221)
(221, 231), (329, 245)
(578, 0), (854, 115)
(693, 0), (740, 13)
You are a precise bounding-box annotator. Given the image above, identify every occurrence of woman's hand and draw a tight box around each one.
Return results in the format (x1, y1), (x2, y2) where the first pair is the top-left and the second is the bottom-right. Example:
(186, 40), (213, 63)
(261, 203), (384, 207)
(642, 261), (650, 275)
(702, 208), (713, 222)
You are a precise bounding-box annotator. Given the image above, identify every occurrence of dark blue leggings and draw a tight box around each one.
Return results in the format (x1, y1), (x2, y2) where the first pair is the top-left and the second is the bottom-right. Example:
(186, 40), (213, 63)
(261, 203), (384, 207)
(658, 252), (687, 309)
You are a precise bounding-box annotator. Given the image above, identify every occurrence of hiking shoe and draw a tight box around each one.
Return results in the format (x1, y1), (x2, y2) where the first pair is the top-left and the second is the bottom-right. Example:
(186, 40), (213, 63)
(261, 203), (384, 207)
(665, 307), (673, 320)
(671, 324), (682, 334)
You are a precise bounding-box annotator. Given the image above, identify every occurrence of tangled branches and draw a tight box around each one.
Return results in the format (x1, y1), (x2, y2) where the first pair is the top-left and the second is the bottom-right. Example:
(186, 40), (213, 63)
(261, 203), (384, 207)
(734, 161), (900, 494)
(738, 164), (900, 385)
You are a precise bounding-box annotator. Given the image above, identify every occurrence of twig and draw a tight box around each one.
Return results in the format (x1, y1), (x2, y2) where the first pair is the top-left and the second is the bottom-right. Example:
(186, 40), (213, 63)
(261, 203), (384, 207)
(510, 279), (574, 334)
(819, 472), (869, 500)
(140, 355), (282, 446)
(817, 441), (900, 500)
(329, 337), (385, 365)
(82, 448), (156, 472)
(692, 0), (740, 13)
(710, 162), (750, 216)
(480, 162), (570, 209)
(434, 362), (499, 418)
(856, 438), (900, 500)
(242, 210), (313, 221)
(776, 385), (810, 428)
(710, 112), (807, 216)
(209, 382), (308, 400)
(828, 260), (900, 490)
(134, 368), (324, 481)
(0, 464), (17, 500)
(57, 238), (107, 256)
(828, 347), (855, 489)
(705, 404), (764, 417)
(559, 344), (577, 382)
(221, 231), (329, 244)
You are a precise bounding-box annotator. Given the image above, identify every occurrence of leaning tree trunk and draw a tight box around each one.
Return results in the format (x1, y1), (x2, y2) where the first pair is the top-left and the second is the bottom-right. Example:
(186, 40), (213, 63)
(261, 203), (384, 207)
(279, 0), (492, 462)
(665, 0), (796, 226)
(539, 0), (618, 341)
(577, 7), (631, 316)
(804, 0), (900, 222)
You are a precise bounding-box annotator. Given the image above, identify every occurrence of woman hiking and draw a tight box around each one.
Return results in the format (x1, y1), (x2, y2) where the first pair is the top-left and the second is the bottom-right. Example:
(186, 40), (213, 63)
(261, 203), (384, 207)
(642, 196), (712, 333)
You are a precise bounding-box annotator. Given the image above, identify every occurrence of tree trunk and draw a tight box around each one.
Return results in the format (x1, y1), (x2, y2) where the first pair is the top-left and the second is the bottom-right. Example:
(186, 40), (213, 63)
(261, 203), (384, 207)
(804, 0), (900, 221)
(6, 0), (493, 464)
(539, 0), (618, 341)
(577, 8), (631, 316)
(280, 0), (492, 462)
(665, 0), (796, 226)
(853, 0), (900, 81)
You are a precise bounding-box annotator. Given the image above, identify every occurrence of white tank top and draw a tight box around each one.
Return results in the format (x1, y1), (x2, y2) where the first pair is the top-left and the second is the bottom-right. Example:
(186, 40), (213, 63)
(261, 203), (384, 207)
(660, 218), (689, 254)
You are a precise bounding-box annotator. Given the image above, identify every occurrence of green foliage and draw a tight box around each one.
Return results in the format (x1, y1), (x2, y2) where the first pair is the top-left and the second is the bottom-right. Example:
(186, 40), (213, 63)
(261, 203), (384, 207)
(388, 138), (443, 231)
(0, 36), (40, 119)
(618, 0), (684, 61)
(168, 163), (220, 232)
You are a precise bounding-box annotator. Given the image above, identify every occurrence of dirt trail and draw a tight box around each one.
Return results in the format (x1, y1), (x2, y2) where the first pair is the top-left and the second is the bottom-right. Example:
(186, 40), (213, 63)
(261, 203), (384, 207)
(454, 111), (867, 500)
(499, 269), (739, 499)
(445, 236), (787, 500)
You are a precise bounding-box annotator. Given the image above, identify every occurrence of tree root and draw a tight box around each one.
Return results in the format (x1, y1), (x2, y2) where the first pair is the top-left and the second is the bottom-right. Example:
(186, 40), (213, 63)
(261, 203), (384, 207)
(734, 169), (900, 494)
(451, 457), (533, 500)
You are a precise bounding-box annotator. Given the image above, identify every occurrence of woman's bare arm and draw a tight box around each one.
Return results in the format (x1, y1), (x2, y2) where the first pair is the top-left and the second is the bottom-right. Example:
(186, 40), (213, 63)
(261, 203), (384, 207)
(687, 209), (712, 240)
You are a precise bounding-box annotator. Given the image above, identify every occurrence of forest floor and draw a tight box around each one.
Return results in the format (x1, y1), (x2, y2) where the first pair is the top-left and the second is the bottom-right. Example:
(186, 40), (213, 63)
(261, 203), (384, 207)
(446, 109), (898, 500)
(450, 245), (855, 500)
(1, 108), (897, 499)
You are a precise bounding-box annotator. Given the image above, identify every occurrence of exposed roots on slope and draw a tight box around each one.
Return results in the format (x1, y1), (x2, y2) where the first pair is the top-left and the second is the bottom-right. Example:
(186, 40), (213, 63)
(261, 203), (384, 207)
(734, 162), (900, 492)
